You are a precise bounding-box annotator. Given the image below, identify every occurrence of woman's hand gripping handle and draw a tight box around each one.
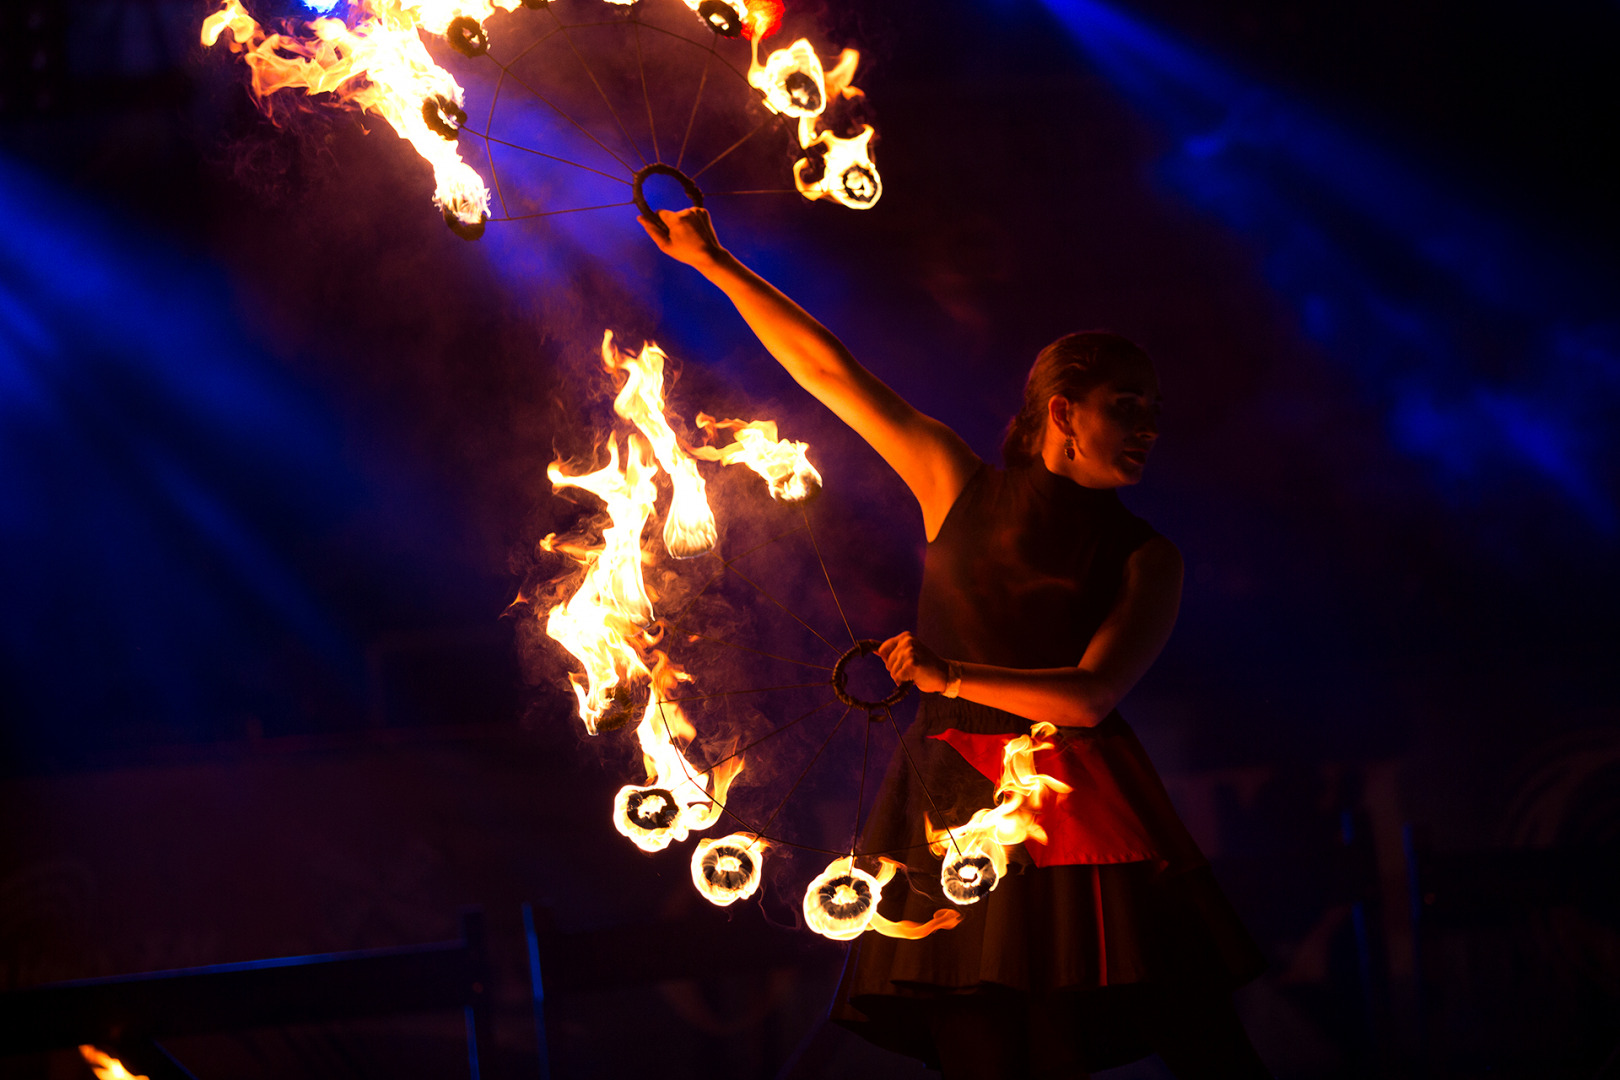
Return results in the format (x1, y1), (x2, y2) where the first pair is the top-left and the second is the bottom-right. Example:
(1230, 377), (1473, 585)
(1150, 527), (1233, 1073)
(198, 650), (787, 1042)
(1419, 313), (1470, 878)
(878, 631), (953, 695)
(638, 207), (726, 270)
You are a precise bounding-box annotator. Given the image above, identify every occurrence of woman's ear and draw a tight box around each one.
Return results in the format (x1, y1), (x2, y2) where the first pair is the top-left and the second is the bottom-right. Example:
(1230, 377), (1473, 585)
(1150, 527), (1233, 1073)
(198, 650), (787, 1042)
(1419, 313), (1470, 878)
(1046, 395), (1073, 437)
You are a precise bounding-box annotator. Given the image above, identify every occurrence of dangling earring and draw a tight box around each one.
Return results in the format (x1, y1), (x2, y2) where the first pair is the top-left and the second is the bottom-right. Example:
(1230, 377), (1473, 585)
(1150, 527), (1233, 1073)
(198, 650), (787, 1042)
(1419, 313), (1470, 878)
(1063, 437), (1076, 462)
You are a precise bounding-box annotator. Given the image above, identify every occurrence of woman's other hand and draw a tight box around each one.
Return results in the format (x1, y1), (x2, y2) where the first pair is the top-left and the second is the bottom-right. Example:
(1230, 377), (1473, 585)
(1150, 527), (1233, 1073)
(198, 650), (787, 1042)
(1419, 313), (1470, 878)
(638, 207), (726, 268)
(877, 631), (949, 694)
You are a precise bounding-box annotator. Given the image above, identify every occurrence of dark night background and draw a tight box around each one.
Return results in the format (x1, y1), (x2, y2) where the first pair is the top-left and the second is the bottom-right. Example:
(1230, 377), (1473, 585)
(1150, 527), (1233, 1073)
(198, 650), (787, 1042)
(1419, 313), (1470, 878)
(1, 0), (1617, 1076)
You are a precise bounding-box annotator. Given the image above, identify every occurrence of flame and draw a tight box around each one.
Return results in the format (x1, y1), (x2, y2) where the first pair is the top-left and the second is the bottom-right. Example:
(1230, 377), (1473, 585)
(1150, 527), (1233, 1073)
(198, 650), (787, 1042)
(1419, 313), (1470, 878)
(748, 37), (827, 119)
(679, 0), (781, 39)
(206, 0), (877, 234)
(803, 856), (882, 940)
(870, 903), (963, 939)
(614, 652), (744, 852)
(602, 332), (718, 559)
(200, 0), (496, 234)
(926, 722), (1073, 905)
(803, 856), (961, 940)
(745, 30), (882, 209)
(79, 1048), (148, 1080)
(691, 413), (822, 502)
(794, 123), (881, 209)
(544, 435), (660, 734)
(691, 832), (767, 905)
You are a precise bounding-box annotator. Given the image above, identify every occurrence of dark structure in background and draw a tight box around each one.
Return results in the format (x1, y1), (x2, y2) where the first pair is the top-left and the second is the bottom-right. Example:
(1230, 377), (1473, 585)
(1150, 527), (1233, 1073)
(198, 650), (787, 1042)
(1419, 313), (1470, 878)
(1, 0), (1616, 1077)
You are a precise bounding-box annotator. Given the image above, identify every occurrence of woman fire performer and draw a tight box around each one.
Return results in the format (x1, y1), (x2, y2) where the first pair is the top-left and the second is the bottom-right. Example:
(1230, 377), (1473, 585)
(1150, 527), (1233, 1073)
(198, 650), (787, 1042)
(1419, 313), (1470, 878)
(642, 208), (1269, 1079)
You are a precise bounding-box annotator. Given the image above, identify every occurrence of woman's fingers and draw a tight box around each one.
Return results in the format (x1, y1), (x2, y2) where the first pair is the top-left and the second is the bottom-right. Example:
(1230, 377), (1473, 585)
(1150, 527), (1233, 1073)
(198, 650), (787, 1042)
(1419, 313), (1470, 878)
(878, 633), (914, 683)
(876, 632), (905, 661)
(637, 214), (672, 250)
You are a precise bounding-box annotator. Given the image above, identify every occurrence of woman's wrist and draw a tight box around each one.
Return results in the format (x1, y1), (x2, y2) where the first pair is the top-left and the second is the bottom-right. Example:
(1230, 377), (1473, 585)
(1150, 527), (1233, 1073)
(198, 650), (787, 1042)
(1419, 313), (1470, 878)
(941, 659), (964, 699)
(695, 246), (738, 278)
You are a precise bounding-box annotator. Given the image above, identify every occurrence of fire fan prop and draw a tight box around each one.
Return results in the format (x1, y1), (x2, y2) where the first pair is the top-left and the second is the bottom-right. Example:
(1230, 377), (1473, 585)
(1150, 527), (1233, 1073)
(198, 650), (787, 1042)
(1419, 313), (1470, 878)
(202, 0), (881, 240)
(524, 335), (1067, 941)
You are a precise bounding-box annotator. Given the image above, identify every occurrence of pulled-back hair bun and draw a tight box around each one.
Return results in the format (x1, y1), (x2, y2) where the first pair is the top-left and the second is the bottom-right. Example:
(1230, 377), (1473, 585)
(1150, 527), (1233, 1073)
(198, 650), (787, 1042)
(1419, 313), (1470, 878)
(1001, 332), (1153, 467)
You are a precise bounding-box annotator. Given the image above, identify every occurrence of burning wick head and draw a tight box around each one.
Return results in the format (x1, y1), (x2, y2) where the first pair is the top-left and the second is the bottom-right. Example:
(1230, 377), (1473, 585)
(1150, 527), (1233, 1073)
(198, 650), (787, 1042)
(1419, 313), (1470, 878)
(442, 200), (488, 241)
(752, 39), (827, 120)
(942, 853), (998, 904)
(838, 163), (879, 206)
(691, 833), (766, 906)
(696, 0), (743, 36)
(803, 857), (883, 940)
(615, 784), (687, 851)
(445, 16), (489, 57)
(422, 95), (465, 140)
(625, 787), (679, 830)
(783, 71), (822, 114)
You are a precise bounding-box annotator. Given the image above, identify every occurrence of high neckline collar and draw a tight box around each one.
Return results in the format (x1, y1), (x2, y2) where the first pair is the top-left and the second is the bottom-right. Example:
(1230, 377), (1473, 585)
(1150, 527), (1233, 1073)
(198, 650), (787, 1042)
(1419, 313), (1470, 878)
(1018, 462), (1117, 507)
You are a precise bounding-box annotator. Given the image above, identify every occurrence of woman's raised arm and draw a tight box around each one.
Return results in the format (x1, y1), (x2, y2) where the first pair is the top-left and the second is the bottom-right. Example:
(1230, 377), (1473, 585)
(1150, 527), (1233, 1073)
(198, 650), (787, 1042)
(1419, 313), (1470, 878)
(642, 207), (980, 540)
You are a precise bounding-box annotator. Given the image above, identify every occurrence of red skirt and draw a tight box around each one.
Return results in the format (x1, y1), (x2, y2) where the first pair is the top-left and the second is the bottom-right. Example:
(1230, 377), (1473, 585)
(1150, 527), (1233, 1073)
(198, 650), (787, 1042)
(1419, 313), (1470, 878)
(830, 699), (1265, 1073)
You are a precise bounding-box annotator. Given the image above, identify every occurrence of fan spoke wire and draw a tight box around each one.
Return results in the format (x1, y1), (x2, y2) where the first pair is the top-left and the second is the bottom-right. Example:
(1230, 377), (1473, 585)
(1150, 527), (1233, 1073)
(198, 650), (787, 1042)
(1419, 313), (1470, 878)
(802, 507), (859, 648)
(850, 709), (872, 856)
(872, 705), (963, 861)
(484, 50), (639, 177)
(494, 21), (565, 69)
(658, 681), (826, 705)
(723, 561), (843, 657)
(695, 696), (835, 773)
(545, 6), (650, 168)
(464, 125), (634, 186)
(481, 66), (511, 219)
(675, 33), (718, 172)
(634, 20), (660, 162)
(752, 703), (854, 841)
(488, 201), (635, 222)
(652, 698), (862, 857)
(706, 189), (800, 196)
(659, 521), (808, 626)
(657, 618), (832, 670)
(631, 18), (760, 93)
(690, 113), (776, 181)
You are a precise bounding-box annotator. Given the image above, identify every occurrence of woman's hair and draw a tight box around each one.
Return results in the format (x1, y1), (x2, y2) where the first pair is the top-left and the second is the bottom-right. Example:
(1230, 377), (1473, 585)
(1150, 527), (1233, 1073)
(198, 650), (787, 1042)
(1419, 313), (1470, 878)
(1001, 331), (1153, 467)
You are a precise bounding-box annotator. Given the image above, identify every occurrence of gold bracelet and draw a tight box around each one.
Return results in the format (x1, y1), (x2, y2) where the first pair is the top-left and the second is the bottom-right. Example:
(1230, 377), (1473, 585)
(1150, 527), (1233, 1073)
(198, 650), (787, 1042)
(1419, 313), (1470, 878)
(942, 659), (963, 699)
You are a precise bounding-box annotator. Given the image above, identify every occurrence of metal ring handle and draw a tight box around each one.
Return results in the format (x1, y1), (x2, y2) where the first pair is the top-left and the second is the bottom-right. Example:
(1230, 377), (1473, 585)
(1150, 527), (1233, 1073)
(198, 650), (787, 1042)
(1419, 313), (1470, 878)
(632, 163), (705, 234)
(832, 639), (911, 711)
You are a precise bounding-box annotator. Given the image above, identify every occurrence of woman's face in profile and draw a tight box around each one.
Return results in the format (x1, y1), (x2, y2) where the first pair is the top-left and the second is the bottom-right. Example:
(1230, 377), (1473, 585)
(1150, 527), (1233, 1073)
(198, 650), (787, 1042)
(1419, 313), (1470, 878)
(1061, 366), (1162, 487)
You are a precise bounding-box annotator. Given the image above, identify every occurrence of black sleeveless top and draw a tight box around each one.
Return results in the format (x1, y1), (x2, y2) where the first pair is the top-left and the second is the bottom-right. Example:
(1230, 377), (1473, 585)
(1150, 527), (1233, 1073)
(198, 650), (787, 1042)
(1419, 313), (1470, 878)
(919, 462), (1161, 670)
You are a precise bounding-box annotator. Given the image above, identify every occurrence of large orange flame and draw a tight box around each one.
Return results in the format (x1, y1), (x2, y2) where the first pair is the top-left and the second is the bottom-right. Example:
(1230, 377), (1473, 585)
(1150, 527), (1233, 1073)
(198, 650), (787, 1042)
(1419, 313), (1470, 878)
(543, 434), (659, 734)
(746, 32), (882, 210)
(614, 651), (744, 852)
(926, 722), (1073, 905)
(691, 412), (822, 503)
(802, 856), (962, 940)
(78, 1048), (148, 1080)
(602, 332), (718, 559)
(201, 0), (496, 234)
(205, 0), (877, 233)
